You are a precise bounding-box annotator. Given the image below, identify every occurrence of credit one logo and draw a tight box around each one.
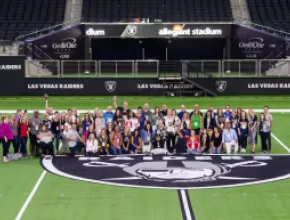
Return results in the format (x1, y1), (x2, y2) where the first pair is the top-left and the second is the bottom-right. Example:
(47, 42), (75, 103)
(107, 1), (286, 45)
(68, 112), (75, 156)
(239, 38), (265, 50)
(86, 28), (105, 36)
(159, 25), (222, 37)
(0, 65), (22, 70)
(52, 38), (77, 50)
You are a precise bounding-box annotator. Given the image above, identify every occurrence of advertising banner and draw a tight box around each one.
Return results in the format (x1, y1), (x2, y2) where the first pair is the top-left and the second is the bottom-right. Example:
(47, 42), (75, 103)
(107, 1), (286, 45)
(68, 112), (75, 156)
(84, 23), (230, 38)
(0, 56), (25, 95)
(231, 24), (286, 59)
(27, 25), (85, 60)
(12, 78), (290, 96)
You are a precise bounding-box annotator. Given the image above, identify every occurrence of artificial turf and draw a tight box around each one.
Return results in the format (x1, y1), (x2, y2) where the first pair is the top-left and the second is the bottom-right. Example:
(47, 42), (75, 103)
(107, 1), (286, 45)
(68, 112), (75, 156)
(0, 96), (289, 220)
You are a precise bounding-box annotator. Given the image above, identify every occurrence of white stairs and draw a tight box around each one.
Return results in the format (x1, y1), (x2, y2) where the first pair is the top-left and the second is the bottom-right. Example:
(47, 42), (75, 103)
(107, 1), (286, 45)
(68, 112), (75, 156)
(63, 0), (83, 27)
(230, 0), (252, 23)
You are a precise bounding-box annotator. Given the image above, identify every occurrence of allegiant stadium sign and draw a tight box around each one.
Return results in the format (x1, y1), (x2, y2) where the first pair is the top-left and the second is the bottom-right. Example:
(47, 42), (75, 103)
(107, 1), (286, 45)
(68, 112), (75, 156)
(159, 27), (223, 37)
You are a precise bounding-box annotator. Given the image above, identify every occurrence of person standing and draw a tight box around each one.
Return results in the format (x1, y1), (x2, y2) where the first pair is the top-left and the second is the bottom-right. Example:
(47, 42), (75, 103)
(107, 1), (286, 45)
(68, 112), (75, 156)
(164, 109), (176, 153)
(10, 115), (19, 154)
(222, 122), (239, 154)
(263, 106), (273, 152)
(238, 111), (249, 153)
(29, 110), (43, 157)
(19, 114), (29, 158)
(0, 116), (14, 162)
(190, 109), (203, 135)
(248, 109), (257, 154)
(177, 105), (187, 120)
(224, 105), (232, 119)
(259, 113), (271, 153)
(103, 106), (114, 125)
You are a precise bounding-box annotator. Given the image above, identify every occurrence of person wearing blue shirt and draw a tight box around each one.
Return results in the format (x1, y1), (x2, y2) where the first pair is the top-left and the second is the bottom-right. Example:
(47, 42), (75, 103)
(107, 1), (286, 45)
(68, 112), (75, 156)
(222, 122), (238, 154)
(177, 105), (187, 120)
(103, 106), (114, 125)
(224, 105), (232, 119)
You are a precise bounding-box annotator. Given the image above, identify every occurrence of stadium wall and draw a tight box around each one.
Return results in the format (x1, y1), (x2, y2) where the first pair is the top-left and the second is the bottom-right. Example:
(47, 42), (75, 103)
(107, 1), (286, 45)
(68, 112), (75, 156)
(1, 56), (290, 96)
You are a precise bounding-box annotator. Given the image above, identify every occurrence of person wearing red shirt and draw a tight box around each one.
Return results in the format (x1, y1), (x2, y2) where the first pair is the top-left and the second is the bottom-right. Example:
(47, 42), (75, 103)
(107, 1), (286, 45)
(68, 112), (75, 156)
(186, 130), (202, 154)
(19, 114), (29, 158)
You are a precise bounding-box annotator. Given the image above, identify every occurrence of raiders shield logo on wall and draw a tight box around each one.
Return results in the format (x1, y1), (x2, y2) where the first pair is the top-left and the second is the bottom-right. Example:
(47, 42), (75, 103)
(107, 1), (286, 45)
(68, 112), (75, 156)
(215, 80), (227, 92)
(105, 81), (117, 92)
(41, 155), (290, 189)
(126, 25), (137, 35)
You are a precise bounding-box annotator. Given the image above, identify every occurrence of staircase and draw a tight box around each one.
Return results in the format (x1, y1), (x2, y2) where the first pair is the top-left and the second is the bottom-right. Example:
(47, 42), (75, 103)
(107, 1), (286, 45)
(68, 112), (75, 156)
(230, 0), (251, 22)
(26, 60), (55, 77)
(265, 60), (290, 76)
(63, 0), (83, 27)
(158, 61), (217, 97)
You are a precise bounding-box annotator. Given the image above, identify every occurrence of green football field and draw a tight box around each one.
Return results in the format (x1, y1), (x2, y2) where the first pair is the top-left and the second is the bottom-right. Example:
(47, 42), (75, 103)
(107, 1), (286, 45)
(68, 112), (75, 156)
(1, 96), (290, 220)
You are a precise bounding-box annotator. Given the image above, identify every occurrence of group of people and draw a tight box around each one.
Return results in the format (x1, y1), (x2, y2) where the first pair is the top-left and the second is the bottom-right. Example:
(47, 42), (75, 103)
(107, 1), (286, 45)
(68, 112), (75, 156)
(0, 96), (273, 162)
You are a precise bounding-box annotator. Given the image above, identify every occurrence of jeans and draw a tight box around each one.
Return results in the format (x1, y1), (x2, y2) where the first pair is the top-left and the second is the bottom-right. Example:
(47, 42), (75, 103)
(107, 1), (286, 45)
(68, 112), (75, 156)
(212, 147), (221, 154)
(187, 148), (202, 154)
(69, 142), (85, 156)
(13, 135), (21, 153)
(109, 145), (122, 155)
(54, 132), (61, 152)
(20, 137), (28, 156)
(1, 139), (11, 157)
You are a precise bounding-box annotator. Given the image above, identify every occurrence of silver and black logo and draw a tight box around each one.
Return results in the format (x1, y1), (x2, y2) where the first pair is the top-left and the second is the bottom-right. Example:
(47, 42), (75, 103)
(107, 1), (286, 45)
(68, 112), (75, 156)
(41, 155), (290, 189)
(104, 81), (117, 92)
(127, 25), (137, 35)
(215, 80), (227, 92)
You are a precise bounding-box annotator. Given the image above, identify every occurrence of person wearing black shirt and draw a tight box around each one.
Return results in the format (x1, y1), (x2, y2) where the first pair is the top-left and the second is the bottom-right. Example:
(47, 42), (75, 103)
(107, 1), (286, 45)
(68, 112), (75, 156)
(211, 127), (222, 154)
(122, 126), (131, 154)
(229, 110), (239, 132)
(238, 111), (249, 153)
(204, 111), (215, 137)
(43, 114), (52, 131)
(51, 114), (61, 154)
(113, 109), (125, 130)
(113, 96), (130, 114)
(161, 104), (168, 117)
(259, 113), (271, 153)
(175, 130), (187, 154)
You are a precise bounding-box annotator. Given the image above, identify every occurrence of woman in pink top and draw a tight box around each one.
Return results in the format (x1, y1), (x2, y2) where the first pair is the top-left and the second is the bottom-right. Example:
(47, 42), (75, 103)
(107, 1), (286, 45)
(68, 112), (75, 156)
(1, 116), (14, 162)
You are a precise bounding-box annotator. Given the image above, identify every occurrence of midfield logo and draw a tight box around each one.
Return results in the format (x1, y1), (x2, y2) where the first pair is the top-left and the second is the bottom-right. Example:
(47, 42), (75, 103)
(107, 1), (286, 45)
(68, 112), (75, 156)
(41, 155), (290, 189)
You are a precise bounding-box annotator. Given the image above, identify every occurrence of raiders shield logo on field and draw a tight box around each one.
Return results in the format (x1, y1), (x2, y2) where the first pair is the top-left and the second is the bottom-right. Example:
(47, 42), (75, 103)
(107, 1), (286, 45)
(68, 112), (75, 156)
(126, 25), (137, 35)
(41, 155), (290, 189)
(105, 81), (117, 92)
(215, 80), (227, 92)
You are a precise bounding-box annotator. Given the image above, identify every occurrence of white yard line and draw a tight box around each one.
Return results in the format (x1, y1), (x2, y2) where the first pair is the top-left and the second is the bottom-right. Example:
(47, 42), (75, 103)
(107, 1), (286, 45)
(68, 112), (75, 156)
(271, 133), (290, 153)
(15, 171), (47, 220)
(180, 189), (193, 220)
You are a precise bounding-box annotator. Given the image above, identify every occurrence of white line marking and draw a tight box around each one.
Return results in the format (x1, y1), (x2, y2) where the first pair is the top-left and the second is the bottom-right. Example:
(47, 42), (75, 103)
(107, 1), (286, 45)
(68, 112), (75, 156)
(180, 189), (192, 220)
(271, 133), (290, 153)
(15, 171), (46, 220)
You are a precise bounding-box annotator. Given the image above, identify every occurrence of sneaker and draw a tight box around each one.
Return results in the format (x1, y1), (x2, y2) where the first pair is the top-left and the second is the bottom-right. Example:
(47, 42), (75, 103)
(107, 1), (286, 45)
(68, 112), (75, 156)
(240, 149), (246, 153)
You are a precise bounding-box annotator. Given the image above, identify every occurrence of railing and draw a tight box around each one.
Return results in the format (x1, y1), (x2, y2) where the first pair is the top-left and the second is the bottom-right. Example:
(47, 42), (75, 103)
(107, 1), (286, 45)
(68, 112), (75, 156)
(24, 59), (290, 78)
(15, 17), (82, 41)
(234, 17), (290, 39)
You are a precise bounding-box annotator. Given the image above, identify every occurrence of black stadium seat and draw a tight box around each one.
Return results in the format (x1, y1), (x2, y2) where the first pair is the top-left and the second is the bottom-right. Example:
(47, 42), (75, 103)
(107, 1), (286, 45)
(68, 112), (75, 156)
(247, 0), (290, 32)
(82, 0), (233, 22)
(0, 0), (66, 40)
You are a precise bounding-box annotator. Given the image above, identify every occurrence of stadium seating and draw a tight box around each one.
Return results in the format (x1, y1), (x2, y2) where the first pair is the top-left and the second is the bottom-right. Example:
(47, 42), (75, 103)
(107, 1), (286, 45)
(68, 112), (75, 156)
(0, 0), (66, 40)
(82, 0), (233, 22)
(247, 0), (290, 32)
